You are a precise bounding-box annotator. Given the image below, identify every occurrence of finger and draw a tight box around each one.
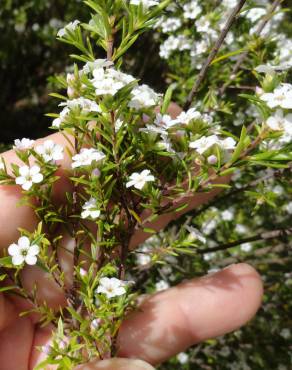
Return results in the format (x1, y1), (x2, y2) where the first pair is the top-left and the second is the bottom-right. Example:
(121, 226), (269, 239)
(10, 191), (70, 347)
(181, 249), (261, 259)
(0, 294), (17, 330)
(0, 316), (34, 370)
(118, 263), (263, 365)
(0, 132), (73, 250)
(74, 359), (155, 370)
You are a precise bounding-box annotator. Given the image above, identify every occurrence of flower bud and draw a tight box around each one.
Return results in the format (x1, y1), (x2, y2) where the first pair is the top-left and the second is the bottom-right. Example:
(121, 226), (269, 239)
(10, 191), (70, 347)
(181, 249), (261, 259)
(207, 155), (218, 165)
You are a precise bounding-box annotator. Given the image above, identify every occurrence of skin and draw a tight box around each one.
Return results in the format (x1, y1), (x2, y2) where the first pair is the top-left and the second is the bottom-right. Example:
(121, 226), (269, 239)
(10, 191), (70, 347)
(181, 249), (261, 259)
(0, 104), (264, 369)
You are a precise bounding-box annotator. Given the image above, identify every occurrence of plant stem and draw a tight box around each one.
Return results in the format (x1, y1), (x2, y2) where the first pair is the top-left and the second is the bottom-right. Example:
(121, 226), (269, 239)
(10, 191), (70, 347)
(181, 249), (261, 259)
(196, 227), (292, 254)
(184, 0), (247, 110)
(219, 0), (282, 95)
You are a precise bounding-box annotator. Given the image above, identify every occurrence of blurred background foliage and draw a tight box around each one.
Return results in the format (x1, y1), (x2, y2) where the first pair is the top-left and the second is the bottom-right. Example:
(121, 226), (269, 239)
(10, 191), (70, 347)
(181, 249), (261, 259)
(0, 1), (291, 369)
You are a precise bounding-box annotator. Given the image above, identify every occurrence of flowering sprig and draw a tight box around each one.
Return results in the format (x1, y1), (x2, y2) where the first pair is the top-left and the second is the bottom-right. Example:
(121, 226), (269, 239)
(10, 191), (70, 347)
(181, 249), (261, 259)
(1, 1), (292, 369)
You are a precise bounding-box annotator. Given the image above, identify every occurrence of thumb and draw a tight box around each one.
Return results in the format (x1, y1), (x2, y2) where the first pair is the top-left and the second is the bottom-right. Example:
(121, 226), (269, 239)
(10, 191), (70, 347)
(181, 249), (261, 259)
(74, 358), (155, 370)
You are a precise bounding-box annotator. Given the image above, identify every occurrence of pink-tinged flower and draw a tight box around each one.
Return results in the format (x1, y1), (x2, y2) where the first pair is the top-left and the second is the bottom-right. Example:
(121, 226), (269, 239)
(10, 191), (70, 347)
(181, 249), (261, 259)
(15, 165), (43, 190)
(8, 236), (40, 266)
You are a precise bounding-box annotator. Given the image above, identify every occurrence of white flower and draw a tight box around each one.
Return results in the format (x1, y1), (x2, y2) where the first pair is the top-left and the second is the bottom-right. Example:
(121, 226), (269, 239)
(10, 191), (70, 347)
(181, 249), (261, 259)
(280, 328), (291, 339)
(13, 138), (35, 151)
(52, 107), (70, 128)
(96, 277), (126, 299)
(91, 68), (135, 96)
(241, 243), (252, 253)
(115, 118), (124, 132)
(161, 17), (182, 33)
(190, 135), (236, 154)
(245, 7), (266, 23)
(136, 253), (151, 266)
(183, 2), (201, 19)
(35, 140), (64, 163)
(177, 352), (189, 364)
(81, 198), (101, 220)
(130, 0), (159, 9)
(222, 209), (234, 221)
(195, 17), (211, 33)
(235, 224), (248, 234)
(154, 113), (176, 128)
(261, 84), (292, 109)
(60, 98), (101, 114)
(285, 201), (292, 215)
(126, 169), (155, 190)
(155, 280), (169, 291)
(175, 108), (201, 125)
(8, 236), (40, 266)
(266, 109), (292, 132)
(15, 165), (43, 190)
(128, 85), (160, 110)
(159, 35), (191, 59)
(57, 20), (80, 37)
(72, 148), (106, 169)
(0, 159), (4, 171)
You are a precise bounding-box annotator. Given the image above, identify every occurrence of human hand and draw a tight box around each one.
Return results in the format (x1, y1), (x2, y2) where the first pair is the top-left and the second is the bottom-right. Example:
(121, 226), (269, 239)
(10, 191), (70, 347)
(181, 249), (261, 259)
(0, 107), (263, 369)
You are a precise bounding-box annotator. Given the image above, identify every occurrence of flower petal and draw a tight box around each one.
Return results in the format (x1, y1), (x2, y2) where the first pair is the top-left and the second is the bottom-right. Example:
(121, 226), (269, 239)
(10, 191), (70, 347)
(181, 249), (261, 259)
(25, 255), (37, 265)
(18, 236), (30, 248)
(12, 254), (25, 266)
(8, 243), (19, 256)
(28, 244), (40, 256)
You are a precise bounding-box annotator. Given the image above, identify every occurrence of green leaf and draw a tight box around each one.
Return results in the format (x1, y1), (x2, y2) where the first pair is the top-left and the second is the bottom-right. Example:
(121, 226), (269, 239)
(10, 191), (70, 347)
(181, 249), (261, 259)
(211, 48), (246, 65)
(161, 85), (174, 114)
(231, 125), (248, 163)
(0, 256), (12, 266)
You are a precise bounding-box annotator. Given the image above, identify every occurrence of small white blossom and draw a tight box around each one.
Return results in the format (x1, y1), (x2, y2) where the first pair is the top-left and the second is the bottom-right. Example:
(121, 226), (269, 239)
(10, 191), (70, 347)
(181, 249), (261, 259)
(189, 135), (236, 154)
(126, 169), (155, 190)
(13, 138), (35, 151)
(81, 198), (101, 220)
(91, 68), (135, 96)
(266, 109), (292, 132)
(160, 35), (191, 59)
(59, 98), (101, 114)
(235, 224), (248, 234)
(177, 352), (189, 364)
(130, 0), (159, 9)
(0, 160), (4, 171)
(155, 280), (169, 291)
(15, 165), (43, 190)
(35, 140), (64, 163)
(136, 253), (151, 266)
(285, 201), (292, 215)
(161, 17), (182, 33)
(183, 2), (201, 19)
(96, 277), (126, 299)
(241, 243), (252, 253)
(128, 85), (160, 110)
(52, 107), (70, 128)
(280, 328), (291, 339)
(261, 83), (292, 109)
(175, 108), (201, 125)
(72, 148), (106, 169)
(245, 7), (266, 23)
(222, 209), (234, 221)
(57, 20), (80, 37)
(8, 236), (40, 266)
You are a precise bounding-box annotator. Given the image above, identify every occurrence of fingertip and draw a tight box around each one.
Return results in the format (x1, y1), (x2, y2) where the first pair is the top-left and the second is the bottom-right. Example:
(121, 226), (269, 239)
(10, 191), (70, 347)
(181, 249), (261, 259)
(74, 359), (154, 370)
